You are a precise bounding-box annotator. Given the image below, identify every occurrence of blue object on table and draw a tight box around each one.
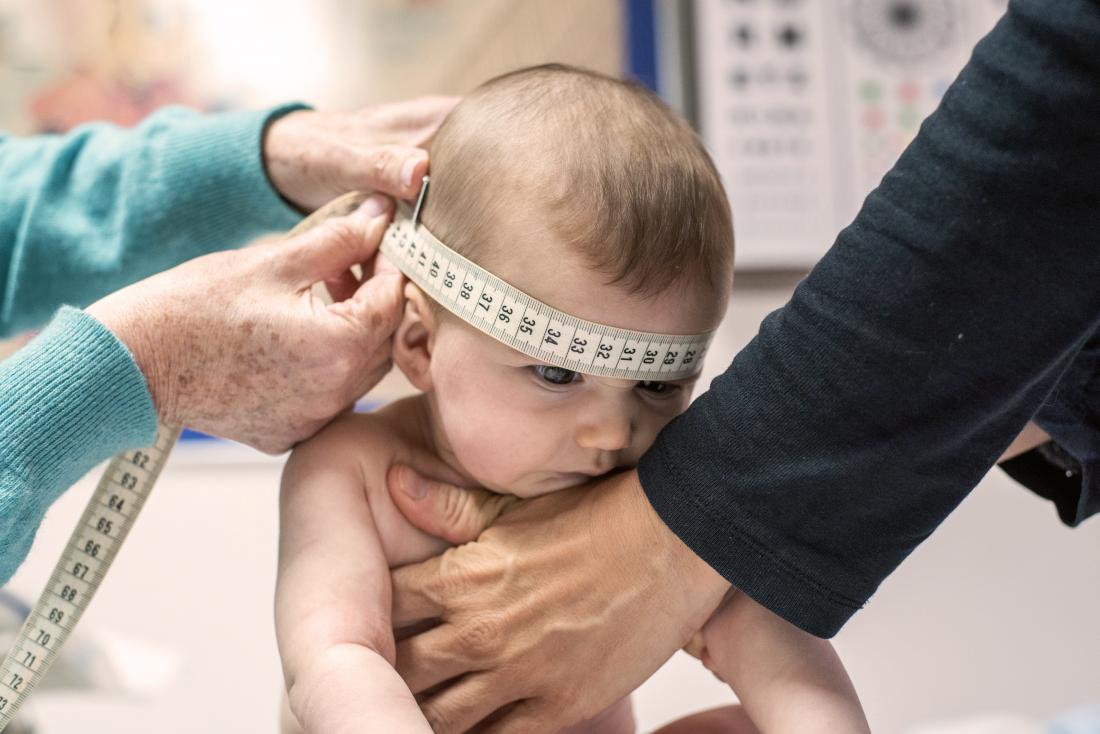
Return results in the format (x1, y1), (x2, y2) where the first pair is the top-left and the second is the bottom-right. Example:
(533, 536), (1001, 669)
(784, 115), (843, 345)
(177, 400), (386, 442)
(0, 589), (30, 621)
(1048, 704), (1100, 734)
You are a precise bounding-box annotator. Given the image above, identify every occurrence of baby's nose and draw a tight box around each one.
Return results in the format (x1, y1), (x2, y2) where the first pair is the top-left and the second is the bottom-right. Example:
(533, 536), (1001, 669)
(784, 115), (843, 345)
(574, 405), (634, 455)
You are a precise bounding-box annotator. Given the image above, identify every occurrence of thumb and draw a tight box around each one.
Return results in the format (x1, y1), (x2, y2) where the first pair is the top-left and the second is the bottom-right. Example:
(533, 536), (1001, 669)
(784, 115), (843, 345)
(284, 193), (393, 287)
(324, 265), (404, 400)
(387, 464), (519, 544)
(335, 145), (429, 201)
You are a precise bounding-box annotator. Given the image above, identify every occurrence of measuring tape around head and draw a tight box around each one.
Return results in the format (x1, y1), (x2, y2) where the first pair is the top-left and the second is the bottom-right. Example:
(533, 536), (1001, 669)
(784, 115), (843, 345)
(0, 203), (353, 731)
(380, 179), (714, 382)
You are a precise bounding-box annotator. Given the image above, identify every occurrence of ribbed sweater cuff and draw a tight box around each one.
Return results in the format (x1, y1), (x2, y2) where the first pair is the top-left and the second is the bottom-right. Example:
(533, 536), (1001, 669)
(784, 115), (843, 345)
(153, 102), (309, 239)
(0, 307), (156, 582)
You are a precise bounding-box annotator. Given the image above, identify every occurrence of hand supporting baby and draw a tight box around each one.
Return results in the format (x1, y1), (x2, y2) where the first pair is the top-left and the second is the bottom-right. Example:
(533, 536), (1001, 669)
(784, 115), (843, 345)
(387, 469), (729, 733)
(387, 467), (870, 734)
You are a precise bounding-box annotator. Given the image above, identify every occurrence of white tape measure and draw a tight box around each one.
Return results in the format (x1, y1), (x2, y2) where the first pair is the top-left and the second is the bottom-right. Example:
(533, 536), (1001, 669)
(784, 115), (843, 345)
(381, 179), (714, 382)
(0, 424), (179, 729)
(0, 201), (347, 730)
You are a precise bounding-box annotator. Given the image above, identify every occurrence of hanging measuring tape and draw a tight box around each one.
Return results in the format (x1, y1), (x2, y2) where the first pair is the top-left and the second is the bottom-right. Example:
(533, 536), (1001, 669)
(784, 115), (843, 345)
(0, 424), (180, 729)
(0, 180), (714, 729)
(0, 201), (350, 731)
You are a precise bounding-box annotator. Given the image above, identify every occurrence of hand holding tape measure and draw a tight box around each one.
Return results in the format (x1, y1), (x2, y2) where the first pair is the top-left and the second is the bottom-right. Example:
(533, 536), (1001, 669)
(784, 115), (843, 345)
(0, 195), (399, 729)
(0, 180), (712, 728)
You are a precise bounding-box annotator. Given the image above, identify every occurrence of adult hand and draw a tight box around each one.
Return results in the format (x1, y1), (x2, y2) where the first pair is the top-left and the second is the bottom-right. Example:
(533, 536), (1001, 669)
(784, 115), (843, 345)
(86, 194), (403, 453)
(263, 96), (460, 212)
(387, 468), (730, 733)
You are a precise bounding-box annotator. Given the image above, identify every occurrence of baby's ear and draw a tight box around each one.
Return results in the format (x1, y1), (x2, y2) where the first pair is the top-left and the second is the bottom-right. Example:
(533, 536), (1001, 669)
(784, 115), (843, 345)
(394, 282), (437, 391)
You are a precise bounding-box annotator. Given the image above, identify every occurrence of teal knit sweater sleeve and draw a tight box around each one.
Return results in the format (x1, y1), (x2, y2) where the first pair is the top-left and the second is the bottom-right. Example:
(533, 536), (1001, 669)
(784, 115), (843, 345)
(0, 105), (305, 584)
(0, 104), (304, 335)
(0, 308), (154, 585)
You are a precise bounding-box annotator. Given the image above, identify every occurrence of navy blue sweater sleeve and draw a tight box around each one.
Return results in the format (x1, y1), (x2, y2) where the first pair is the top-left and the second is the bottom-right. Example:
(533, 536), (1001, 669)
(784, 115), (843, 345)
(638, 0), (1100, 638)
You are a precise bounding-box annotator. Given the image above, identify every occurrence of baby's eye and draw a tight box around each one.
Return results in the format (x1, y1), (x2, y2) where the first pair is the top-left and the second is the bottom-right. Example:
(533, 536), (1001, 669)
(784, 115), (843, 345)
(638, 380), (675, 394)
(533, 365), (580, 385)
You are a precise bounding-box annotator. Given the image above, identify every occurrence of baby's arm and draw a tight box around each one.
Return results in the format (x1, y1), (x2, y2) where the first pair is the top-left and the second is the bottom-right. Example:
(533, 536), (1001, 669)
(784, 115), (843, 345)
(275, 421), (431, 734)
(699, 592), (870, 733)
(999, 421), (1050, 462)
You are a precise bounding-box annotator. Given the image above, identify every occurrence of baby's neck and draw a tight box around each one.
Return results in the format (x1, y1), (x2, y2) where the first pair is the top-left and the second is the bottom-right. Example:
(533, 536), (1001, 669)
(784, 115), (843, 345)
(388, 393), (480, 489)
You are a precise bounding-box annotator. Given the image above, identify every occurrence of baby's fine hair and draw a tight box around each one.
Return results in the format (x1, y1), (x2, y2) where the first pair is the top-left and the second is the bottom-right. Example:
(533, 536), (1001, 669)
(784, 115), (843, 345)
(423, 63), (734, 298)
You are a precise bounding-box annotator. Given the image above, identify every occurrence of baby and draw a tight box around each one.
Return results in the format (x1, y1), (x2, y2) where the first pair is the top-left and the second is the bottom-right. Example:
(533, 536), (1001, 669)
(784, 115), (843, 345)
(275, 65), (869, 733)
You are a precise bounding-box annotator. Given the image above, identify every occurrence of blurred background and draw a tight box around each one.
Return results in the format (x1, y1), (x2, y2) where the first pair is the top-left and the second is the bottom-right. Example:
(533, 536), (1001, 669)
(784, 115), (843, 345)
(3, 1), (1098, 732)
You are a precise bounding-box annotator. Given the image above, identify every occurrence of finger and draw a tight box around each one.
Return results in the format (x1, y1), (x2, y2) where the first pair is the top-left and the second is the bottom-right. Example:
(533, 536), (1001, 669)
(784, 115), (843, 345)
(682, 631), (705, 660)
(351, 258), (405, 322)
(373, 251), (400, 277)
(323, 270), (360, 302)
(333, 144), (429, 201)
(479, 700), (550, 734)
(366, 95), (461, 144)
(351, 252), (400, 304)
(284, 190), (370, 238)
(387, 464), (519, 544)
(419, 674), (513, 734)
(390, 555), (447, 625)
(283, 194), (393, 286)
(325, 269), (402, 403)
(355, 95), (460, 151)
(394, 623), (476, 695)
(328, 264), (405, 357)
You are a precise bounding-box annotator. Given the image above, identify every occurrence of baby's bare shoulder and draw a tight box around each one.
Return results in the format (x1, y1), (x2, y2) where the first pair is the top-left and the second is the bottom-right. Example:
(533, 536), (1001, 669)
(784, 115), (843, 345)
(284, 398), (452, 565)
(287, 397), (427, 477)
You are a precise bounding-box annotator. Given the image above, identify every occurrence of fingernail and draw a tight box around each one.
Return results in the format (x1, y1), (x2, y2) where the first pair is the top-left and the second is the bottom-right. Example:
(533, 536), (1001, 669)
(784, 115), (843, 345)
(362, 194), (387, 218)
(400, 155), (424, 188)
(399, 466), (427, 499)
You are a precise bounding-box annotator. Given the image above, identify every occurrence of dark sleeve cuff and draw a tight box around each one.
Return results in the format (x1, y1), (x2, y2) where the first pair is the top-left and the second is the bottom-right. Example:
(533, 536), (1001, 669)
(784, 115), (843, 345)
(1001, 318), (1100, 527)
(999, 441), (1092, 526)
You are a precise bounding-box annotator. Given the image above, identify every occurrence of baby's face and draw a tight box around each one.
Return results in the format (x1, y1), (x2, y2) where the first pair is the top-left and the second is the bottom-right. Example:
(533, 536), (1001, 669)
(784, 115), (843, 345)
(419, 219), (727, 498)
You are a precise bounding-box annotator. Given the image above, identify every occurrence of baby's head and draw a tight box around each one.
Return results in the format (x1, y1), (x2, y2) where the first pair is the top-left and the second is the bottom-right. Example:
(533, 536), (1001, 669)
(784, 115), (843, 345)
(393, 64), (734, 497)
